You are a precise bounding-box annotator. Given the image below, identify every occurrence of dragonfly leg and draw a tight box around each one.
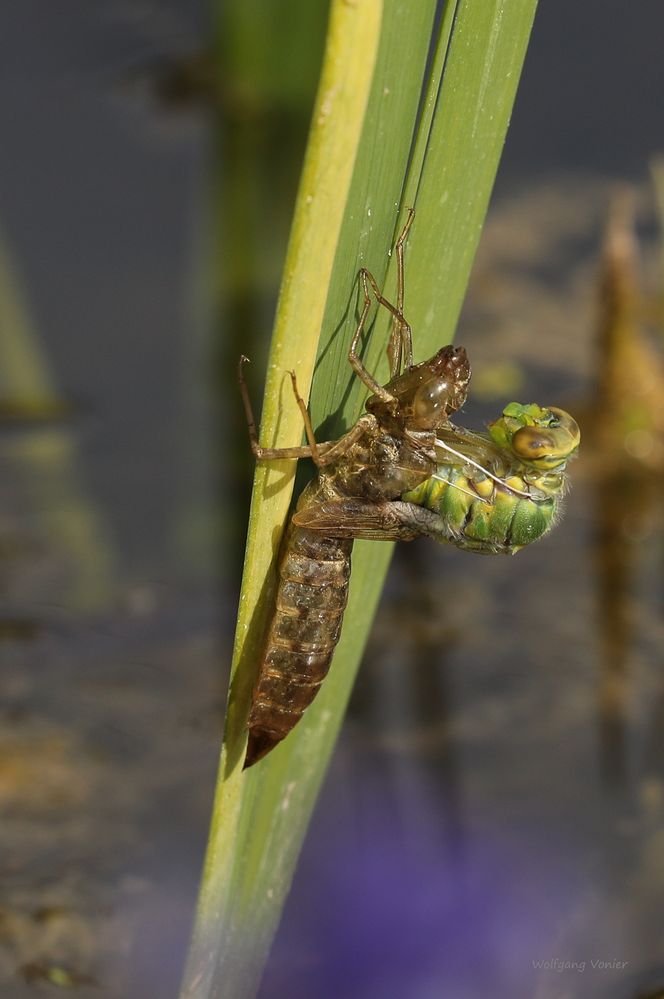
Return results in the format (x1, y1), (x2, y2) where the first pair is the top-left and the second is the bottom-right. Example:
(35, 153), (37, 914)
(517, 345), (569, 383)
(348, 274), (396, 403)
(239, 356), (352, 464)
(349, 210), (415, 393)
(362, 267), (414, 380)
(388, 208), (415, 375)
(285, 371), (379, 467)
(285, 369), (385, 470)
(310, 413), (377, 466)
(238, 355), (321, 461)
(287, 369), (323, 464)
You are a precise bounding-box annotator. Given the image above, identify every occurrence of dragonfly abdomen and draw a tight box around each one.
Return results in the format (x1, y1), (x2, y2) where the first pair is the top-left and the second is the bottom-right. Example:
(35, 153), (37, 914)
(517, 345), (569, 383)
(245, 521), (352, 767)
(404, 467), (558, 554)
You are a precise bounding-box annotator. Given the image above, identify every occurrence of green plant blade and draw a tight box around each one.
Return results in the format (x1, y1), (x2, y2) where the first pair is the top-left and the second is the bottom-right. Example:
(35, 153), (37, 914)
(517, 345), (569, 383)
(403, 0), (539, 344)
(181, 1), (537, 996)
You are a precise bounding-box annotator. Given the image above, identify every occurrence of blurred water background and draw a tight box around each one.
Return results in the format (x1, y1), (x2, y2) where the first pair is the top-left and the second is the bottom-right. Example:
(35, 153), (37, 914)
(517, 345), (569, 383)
(2, 2), (664, 997)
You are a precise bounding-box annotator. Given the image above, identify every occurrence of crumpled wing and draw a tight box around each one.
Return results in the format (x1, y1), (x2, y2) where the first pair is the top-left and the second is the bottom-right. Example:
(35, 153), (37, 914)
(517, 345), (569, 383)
(435, 423), (504, 474)
(292, 497), (431, 542)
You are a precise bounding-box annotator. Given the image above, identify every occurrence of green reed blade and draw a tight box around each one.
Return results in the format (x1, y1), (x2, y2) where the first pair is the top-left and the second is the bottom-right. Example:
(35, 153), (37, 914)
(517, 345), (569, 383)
(181, 1), (537, 996)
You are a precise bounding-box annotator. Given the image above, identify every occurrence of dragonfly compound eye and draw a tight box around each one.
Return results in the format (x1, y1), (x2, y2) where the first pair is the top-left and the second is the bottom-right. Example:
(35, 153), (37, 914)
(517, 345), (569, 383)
(511, 426), (555, 460)
(547, 408), (581, 450)
(511, 408), (580, 468)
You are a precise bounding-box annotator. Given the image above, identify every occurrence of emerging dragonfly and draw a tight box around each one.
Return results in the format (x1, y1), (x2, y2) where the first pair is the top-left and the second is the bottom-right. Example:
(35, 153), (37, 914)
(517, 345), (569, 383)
(239, 211), (579, 767)
(405, 402), (579, 553)
(319, 400), (580, 555)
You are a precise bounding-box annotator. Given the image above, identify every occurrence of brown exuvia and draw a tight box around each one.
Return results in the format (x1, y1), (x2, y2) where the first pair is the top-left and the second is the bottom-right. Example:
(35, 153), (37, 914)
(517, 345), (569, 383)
(239, 211), (471, 766)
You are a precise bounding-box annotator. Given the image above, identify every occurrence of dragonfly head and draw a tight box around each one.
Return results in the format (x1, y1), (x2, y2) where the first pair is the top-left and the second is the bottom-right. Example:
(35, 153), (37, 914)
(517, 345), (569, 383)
(488, 403), (580, 470)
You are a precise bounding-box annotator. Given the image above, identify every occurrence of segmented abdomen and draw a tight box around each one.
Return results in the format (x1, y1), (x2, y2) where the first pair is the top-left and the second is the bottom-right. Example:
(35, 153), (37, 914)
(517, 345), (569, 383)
(245, 520), (352, 767)
(404, 468), (558, 554)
